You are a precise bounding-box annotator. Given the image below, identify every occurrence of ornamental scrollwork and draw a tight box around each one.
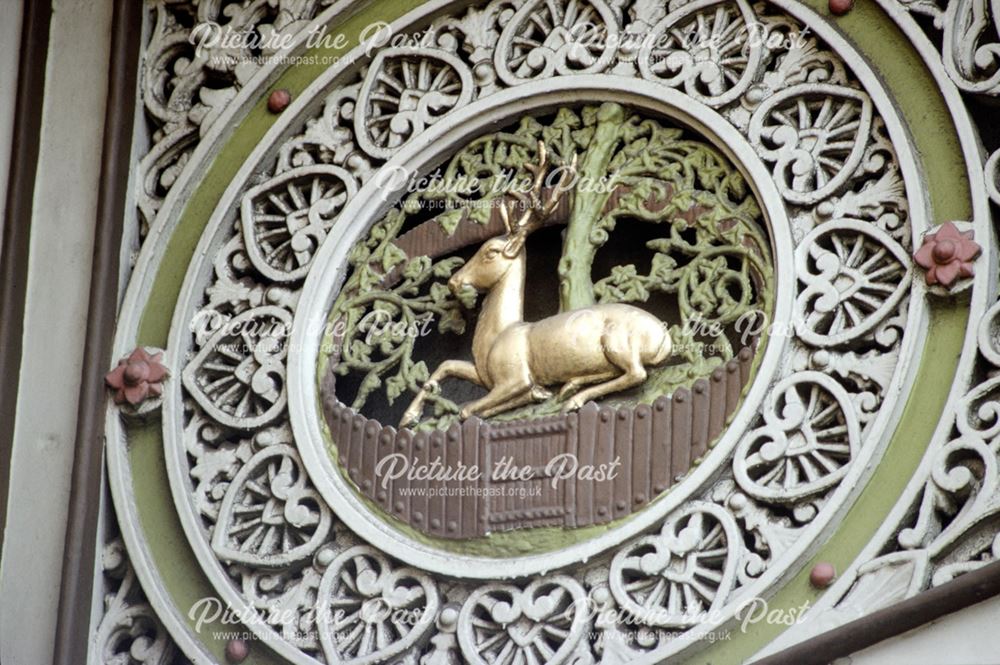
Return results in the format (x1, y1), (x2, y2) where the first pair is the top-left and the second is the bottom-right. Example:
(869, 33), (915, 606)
(733, 372), (861, 503)
(316, 546), (440, 664)
(942, 0), (1000, 94)
(456, 576), (590, 665)
(637, 0), (765, 107)
(793, 220), (912, 348)
(211, 444), (334, 568)
(182, 305), (293, 430)
(147, 1), (923, 663)
(94, 538), (179, 665)
(828, 288), (1000, 617)
(609, 502), (741, 627)
(355, 48), (476, 159)
(494, 0), (621, 85)
(885, 300), (1000, 573)
(748, 84), (874, 206)
(139, 0), (336, 239)
(893, 0), (1000, 96)
(240, 165), (359, 283)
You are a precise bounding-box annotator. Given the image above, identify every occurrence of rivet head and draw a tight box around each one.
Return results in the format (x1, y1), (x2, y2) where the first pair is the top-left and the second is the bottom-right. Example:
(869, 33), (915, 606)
(746, 85), (766, 105)
(315, 547), (336, 567)
(811, 350), (831, 370)
(829, 0), (853, 15)
(225, 639), (249, 663)
(267, 88), (292, 113)
(440, 605), (460, 628)
(810, 562), (837, 588)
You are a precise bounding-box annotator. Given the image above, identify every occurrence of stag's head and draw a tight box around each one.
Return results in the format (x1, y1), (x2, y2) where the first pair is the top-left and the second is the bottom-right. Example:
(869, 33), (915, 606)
(449, 142), (577, 298)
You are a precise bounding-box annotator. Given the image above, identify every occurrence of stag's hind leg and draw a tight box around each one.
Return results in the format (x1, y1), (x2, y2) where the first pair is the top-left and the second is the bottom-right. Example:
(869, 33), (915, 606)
(564, 342), (647, 412)
(557, 371), (618, 400)
(459, 381), (535, 420)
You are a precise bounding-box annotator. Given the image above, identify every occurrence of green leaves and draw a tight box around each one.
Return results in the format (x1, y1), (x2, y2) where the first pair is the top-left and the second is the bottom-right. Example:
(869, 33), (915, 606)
(436, 208), (464, 235)
(385, 373), (406, 404)
(348, 339), (373, 363)
(467, 202), (493, 226)
(329, 228), (472, 419)
(437, 307), (466, 336)
(594, 265), (650, 303)
(455, 284), (479, 309)
(433, 256), (465, 278)
(542, 107), (584, 162)
(649, 252), (682, 289)
(327, 104), (773, 427)
(402, 255), (432, 281)
(429, 282), (451, 305)
(382, 242), (407, 271)
(386, 360), (429, 405)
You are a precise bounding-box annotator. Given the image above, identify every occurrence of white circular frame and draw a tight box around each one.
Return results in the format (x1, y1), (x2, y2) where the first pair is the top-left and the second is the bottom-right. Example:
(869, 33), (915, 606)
(98, 0), (983, 662)
(288, 77), (797, 578)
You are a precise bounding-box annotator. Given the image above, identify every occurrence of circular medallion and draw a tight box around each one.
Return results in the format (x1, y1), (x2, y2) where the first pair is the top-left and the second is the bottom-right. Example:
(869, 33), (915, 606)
(290, 81), (794, 575)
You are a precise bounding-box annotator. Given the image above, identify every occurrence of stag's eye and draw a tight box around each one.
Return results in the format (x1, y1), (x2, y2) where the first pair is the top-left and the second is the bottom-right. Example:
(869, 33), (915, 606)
(485, 249), (500, 260)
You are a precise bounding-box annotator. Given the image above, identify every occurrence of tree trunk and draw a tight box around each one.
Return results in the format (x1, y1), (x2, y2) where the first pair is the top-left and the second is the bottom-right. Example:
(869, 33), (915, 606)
(557, 102), (625, 312)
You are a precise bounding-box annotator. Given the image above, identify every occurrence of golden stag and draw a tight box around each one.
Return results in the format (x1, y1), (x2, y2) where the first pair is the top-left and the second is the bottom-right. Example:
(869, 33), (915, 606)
(400, 143), (672, 427)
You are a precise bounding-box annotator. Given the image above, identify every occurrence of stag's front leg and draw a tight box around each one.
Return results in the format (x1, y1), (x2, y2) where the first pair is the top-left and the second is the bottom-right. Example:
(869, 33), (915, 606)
(400, 360), (482, 427)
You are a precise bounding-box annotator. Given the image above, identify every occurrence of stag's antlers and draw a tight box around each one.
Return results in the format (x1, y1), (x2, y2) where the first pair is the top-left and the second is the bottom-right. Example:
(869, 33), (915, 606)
(498, 141), (578, 255)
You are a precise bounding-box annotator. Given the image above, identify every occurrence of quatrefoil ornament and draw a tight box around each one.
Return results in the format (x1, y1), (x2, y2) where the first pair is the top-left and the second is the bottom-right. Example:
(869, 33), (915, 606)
(913, 221), (981, 292)
(105, 347), (169, 417)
